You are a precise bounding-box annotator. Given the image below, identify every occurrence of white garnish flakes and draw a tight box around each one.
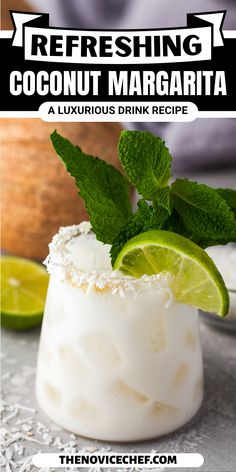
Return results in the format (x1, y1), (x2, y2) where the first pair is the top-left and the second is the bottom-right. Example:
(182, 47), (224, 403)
(1, 394), (165, 472)
(44, 222), (173, 297)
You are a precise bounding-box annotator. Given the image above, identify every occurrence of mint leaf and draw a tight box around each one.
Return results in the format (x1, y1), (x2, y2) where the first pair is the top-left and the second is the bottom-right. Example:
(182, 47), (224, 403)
(155, 187), (172, 214)
(118, 131), (172, 202)
(51, 130), (132, 244)
(193, 235), (236, 248)
(150, 201), (170, 228)
(217, 188), (236, 218)
(163, 205), (236, 248)
(171, 179), (236, 242)
(162, 209), (192, 239)
(111, 199), (168, 265)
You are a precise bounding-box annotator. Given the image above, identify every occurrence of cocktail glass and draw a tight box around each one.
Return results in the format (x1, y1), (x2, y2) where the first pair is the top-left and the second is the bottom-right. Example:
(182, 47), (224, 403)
(36, 223), (203, 441)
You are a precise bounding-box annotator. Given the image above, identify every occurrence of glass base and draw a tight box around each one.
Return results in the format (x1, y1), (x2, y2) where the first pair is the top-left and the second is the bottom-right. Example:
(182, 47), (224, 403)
(36, 274), (204, 442)
(36, 385), (203, 442)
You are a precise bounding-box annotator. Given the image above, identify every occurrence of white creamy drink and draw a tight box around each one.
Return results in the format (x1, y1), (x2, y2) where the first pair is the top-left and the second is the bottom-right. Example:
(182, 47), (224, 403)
(36, 222), (203, 441)
(206, 245), (236, 318)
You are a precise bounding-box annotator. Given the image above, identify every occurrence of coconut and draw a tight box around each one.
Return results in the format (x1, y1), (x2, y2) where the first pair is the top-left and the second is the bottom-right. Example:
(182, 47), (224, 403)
(0, 119), (122, 260)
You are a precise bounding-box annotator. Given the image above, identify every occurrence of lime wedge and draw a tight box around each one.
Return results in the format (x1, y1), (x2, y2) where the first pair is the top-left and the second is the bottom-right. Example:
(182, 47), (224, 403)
(114, 231), (229, 317)
(1, 256), (49, 330)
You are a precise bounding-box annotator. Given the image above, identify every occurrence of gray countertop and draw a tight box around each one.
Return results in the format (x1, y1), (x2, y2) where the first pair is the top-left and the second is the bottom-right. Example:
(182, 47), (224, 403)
(1, 319), (236, 472)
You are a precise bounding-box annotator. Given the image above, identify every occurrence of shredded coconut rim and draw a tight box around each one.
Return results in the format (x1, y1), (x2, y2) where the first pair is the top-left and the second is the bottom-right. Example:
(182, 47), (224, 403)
(44, 223), (173, 297)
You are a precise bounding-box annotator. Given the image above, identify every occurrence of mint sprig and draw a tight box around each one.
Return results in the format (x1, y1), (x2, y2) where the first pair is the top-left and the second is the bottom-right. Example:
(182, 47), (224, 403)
(51, 129), (236, 265)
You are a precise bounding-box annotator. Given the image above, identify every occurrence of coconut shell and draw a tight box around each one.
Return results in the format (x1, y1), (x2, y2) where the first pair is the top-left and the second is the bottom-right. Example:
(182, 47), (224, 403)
(2, 0), (32, 30)
(0, 119), (122, 260)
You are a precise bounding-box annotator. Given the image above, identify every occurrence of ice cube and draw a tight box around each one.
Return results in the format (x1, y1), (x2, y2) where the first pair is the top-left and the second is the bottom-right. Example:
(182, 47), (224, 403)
(44, 383), (61, 406)
(112, 378), (149, 404)
(171, 363), (189, 389)
(185, 330), (197, 349)
(133, 310), (166, 352)
(58, 344), (87, 380)
(80, 331), (121, 368)
(151, 401), (176, 416)
(70, 397), (98, 422)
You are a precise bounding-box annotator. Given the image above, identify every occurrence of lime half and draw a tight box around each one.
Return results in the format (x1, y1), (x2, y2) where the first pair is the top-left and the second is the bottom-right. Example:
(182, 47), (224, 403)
(1, 256), (49, 330)
(114, 231), (229, 317)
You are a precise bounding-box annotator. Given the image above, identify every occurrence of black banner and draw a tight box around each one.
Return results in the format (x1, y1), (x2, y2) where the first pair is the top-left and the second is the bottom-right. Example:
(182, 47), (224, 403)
(0, 10), (235, 120)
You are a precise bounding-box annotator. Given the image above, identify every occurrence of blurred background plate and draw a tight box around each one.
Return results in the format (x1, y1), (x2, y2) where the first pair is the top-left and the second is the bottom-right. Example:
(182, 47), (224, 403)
(200, 289), (236, 334)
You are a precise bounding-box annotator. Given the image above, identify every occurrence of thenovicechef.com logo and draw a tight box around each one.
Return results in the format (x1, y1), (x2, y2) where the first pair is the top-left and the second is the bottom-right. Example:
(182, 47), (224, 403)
(33, 452), (204, 468)
(0, 10), (236, 119)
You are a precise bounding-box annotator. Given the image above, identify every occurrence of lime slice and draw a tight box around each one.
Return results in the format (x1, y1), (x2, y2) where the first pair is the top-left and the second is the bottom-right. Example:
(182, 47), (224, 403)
(1, 256), (49, 330)
(114, 231), (229, 317)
